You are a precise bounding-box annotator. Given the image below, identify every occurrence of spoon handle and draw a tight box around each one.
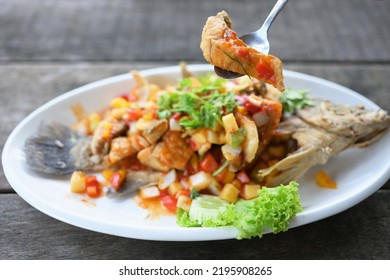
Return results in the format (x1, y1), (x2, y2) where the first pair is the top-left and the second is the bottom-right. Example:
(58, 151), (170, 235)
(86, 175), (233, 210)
(259, 0), (289, 33)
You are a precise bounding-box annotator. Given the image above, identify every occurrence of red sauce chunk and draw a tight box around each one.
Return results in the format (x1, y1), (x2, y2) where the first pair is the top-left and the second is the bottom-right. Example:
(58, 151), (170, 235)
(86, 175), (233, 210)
(256, 59), (275, 83)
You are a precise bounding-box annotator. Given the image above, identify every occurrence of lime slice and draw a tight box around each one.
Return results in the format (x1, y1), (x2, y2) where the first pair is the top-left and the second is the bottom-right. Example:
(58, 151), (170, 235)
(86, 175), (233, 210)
(189, 195), (228, 224)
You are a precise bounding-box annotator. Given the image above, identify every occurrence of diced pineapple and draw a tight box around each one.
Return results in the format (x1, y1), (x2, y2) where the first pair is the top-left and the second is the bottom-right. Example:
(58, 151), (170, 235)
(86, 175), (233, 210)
(222, 113), (239, 146)
(191, 128), (208, 144)
(88, 112), (102, 133)
(241, 184), (261, 200)
(168, 181), (183, 196)
(222, 170), (236, 184)
(110, 108), (127, 119)
(219, 183), (240, 203)
(189, 171), (212, 191)
(176, 195), (192, 212)
(231, 179), (242, 190)
(110, 97), (130, 108)
(139, 186), (160, 199)
(206, 130), (224, 146)
(70, 171), (87, 193)
(197, 142), (212, 156)
(135, 118), (155, 130)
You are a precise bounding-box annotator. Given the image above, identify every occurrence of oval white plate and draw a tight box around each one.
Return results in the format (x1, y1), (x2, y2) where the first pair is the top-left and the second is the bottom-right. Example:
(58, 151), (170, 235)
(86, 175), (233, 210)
(3, 65), (390, 241)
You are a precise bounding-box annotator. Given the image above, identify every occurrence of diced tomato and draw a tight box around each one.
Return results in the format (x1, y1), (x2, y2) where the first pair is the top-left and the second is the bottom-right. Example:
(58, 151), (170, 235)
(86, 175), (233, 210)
(256, 60), (275, 82)
(172, 113), (183, 121)
(237, 48), (249, 58)
(128, 91), (139, 102)
(102, 170), (113, 181)
(110, 170), (127, 190)
(236, 171), (250, 184)
(189, 139), (198, 151)
(86, 176), (99, 187)
(127, 108), (143, 121)
(159, 189), (169, 197)
(200, 153), (219, 173)
(85, 176), (100, 198)
(161, 195), (177, 213)
(119, 94), (129, 101)
(236, 95), (259, 113)
(223, 29), (237, 40)
(86, 185), (100, 198)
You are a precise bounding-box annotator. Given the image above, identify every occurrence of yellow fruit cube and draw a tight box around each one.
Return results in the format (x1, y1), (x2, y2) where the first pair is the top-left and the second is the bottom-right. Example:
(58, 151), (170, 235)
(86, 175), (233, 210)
(70, 171), (86, 193)
(219, 183), (240, 203)
(241, 184), (261, 200)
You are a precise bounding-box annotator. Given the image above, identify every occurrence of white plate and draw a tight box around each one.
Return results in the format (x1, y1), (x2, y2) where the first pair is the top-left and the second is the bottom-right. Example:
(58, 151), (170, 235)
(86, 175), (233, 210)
(3, 65), (390, 241)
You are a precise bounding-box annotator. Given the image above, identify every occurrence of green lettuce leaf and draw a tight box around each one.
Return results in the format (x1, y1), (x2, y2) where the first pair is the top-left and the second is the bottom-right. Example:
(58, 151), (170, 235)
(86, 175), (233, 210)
(176, 182), (302, 239)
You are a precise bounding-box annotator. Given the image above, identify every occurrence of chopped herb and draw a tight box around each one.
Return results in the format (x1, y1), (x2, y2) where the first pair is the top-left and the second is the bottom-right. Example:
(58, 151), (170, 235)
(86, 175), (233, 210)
(217, 46), (251, 79)
(212, 160), (230, 176)
(190, 189), (200, 199)
(157, 75), (237, 130)
(230, 127), (247, 148)
(279, 88), (314, 114)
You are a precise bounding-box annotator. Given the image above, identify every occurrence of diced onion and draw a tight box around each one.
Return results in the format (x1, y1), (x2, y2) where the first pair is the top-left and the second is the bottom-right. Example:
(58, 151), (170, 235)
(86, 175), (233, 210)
(139, 186), (160, 199)
(159, 169), (177, 190)
(169, 117), (182, 131)
(221, 144), (242, 161)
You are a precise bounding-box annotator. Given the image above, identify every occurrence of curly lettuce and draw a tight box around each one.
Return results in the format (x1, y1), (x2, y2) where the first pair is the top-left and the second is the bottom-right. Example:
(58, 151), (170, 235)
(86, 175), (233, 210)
(177, 182), (302, 239)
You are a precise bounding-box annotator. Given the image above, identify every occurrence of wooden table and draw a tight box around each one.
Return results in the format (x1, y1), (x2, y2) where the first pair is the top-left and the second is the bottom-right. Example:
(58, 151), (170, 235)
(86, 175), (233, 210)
(1, 0), (389, 259)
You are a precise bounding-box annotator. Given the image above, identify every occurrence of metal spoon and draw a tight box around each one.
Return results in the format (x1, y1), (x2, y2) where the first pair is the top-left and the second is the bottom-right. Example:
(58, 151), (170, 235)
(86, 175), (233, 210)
(214, 0), (289, 79)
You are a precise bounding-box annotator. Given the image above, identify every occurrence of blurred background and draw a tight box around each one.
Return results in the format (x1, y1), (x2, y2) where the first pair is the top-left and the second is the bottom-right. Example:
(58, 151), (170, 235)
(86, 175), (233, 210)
(1, 0), (389, 62)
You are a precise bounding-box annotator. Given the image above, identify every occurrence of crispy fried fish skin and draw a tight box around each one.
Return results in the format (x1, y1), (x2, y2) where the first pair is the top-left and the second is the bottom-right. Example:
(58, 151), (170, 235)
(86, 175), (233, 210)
(200, 11), (285, 91)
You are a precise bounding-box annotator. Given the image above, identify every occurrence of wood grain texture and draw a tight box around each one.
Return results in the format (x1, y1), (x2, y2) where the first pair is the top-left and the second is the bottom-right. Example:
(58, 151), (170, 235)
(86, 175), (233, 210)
(0, 0), (389, 62)
(1, 191), (389, 259)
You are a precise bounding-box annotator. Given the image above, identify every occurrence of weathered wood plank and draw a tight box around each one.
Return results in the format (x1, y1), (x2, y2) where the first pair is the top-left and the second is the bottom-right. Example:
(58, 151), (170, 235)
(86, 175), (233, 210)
(1, 191), (389, 259)
(0, 0), (389, 62)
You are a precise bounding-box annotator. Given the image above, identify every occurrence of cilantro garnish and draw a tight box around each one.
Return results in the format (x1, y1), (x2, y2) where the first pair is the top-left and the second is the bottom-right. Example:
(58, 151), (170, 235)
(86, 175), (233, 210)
(157, 75), (237, 130)
(279, 88), (314, 114)
(217, 46), (251, 79)
(230, 127), (247, 148)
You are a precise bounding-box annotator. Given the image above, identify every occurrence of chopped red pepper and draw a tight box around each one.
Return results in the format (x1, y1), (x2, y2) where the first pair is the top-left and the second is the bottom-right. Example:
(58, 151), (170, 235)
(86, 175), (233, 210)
(189, 139), (198, 151)
(126, 108), (143, 121)
(128, 91), (139, 102)
(119, 94), (129, 101)
(200, 152), (219, 174)
(236, 171), (250, 184)
(85, 175), (100, 198)
(256, 60), (275, 83)
(161, 195), (177, 213)
(172, 113), (183, 121)
(110, 170), (127, 191)
(237, 48), (249, 58)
